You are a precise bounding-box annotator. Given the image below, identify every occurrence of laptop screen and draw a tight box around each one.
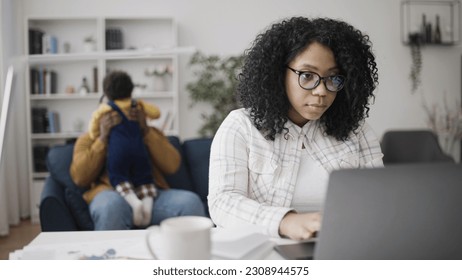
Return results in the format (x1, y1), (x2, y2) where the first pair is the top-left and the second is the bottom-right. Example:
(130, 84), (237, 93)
(315, 163), (462, 260)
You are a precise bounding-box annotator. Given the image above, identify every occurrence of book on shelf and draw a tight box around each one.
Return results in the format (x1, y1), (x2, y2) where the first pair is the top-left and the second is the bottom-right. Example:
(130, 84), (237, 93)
(31, 107), (48, 133)
(30, 68), (39, 94)
(92, 66), (98, 93)
(32, 145), (49, 172)
(30, 67), (57, 94)
(105, 28), (124, 50)
(29, 29), (58, 55)
(47, 111), (61, 133)
(28, 28), (44, 55)
(42, 33), (58, 54)
(32, 107), (60, 133)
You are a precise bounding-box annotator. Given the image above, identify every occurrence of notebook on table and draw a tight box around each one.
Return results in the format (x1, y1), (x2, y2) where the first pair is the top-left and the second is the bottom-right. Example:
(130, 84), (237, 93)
(314, 162), (462, 260)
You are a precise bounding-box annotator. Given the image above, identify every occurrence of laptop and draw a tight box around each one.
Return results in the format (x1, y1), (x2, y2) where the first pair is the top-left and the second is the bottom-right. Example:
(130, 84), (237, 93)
(313, 162), (462, 260)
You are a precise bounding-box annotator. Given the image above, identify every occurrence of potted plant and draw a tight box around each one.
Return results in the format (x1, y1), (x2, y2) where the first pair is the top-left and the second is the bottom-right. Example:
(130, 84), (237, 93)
(186, 51), (244, 137)
(83, 36), (96, 52)
(423, 92), (462, 157)
(408, 32), (422, 93)
(144, 64), (173, 91)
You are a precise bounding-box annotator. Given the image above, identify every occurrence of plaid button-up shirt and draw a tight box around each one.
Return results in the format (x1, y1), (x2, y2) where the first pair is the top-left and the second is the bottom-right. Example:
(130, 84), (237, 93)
(208, 109), (384, 237)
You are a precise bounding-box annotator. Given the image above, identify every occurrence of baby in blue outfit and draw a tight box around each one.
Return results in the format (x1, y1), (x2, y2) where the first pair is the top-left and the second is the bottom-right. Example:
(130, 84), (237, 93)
(89, 71), (160, 226)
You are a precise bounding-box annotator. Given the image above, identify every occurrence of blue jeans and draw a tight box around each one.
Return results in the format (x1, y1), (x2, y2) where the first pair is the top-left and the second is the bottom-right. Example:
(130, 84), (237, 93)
(89, 188), (206, 230)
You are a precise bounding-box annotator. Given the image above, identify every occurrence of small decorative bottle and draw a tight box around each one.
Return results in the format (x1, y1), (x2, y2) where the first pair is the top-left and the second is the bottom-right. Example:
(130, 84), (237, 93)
(426, 22), (432, 44)
(79, 77), (90, 95)
(434, 14), (442, 44)
(421, 14), (427, 43)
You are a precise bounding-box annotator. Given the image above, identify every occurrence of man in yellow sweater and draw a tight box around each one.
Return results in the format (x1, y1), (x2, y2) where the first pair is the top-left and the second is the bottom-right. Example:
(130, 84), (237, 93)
(70, 72), (205, 230)
(88, 71), (162, 227)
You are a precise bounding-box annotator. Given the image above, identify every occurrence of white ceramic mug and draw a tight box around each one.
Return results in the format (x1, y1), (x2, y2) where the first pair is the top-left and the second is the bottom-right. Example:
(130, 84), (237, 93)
(146, 216), (214, 260)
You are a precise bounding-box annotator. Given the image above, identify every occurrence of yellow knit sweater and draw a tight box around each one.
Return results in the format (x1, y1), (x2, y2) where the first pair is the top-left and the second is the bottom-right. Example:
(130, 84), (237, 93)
(88, 98), (160, 140)
(70, 127), (180, 203)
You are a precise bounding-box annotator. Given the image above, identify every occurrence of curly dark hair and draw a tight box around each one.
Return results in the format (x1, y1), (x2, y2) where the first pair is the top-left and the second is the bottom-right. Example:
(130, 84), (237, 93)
(103, 70), (134, 101)
(237, 17), (379, 141)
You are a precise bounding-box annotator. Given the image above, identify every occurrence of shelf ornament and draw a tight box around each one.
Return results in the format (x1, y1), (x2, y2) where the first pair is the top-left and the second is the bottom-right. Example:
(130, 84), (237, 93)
(144, 64), (173, 91)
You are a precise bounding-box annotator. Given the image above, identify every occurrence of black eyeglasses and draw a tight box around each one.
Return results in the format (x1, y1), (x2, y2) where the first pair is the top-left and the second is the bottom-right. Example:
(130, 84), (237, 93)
(287, 66), (346, 92)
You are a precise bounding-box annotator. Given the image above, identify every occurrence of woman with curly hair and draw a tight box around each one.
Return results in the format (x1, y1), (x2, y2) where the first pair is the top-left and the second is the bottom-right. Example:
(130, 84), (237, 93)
(208, 17), (383, 240)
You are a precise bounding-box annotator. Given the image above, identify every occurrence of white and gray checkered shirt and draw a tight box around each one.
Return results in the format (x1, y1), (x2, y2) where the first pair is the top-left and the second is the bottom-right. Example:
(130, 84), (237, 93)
(208, 108), (384, 237)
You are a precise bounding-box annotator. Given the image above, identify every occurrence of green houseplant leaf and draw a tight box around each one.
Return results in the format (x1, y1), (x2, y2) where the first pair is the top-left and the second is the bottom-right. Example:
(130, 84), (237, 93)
(187, 51), (244, 137)
(408, 32), (422, 94)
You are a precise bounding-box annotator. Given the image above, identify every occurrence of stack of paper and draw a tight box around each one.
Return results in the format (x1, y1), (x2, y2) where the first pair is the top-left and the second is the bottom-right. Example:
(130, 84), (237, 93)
(211, 228), (275, 260)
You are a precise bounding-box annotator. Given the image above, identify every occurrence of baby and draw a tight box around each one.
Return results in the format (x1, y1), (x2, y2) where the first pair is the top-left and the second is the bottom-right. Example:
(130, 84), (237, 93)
(89, 70), (160, 227)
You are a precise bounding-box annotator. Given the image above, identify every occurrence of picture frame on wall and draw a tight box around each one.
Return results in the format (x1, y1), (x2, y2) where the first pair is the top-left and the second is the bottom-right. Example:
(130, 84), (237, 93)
(401, 0), (461, 45)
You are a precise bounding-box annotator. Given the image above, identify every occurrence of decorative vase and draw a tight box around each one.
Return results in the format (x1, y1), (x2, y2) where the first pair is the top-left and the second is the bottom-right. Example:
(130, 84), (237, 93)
(83, 41), (95, 52)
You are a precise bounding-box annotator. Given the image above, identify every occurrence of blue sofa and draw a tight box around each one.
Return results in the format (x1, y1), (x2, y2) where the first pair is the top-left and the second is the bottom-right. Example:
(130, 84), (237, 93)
(39, 136), (212, 232)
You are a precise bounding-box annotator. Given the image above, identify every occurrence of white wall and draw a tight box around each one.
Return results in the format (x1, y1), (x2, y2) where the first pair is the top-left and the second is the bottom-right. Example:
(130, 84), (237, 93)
(18, 0), (462, 160)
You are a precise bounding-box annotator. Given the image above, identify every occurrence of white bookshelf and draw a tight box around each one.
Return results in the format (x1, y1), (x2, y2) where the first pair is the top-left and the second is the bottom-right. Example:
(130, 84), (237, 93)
(25, 16), (181, 223)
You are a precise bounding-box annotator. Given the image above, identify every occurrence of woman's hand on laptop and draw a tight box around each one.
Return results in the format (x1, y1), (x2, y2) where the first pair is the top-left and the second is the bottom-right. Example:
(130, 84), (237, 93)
(279, 212), (321, 241)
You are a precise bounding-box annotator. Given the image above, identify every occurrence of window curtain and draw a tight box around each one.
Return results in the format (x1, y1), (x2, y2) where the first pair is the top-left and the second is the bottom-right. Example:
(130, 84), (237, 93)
(0, 0), (29, 237)
(0, 64), (29, 237)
